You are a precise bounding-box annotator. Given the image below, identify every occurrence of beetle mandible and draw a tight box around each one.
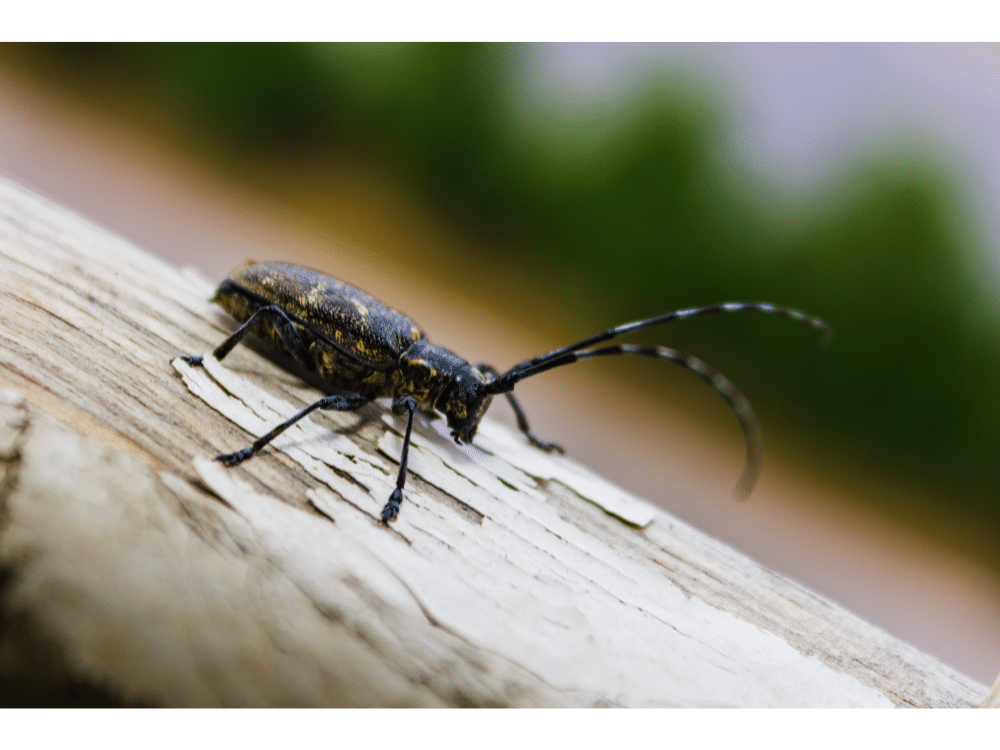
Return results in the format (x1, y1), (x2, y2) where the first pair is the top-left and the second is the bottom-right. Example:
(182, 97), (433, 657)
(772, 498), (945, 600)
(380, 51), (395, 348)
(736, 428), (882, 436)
(183, 261), (831, 524)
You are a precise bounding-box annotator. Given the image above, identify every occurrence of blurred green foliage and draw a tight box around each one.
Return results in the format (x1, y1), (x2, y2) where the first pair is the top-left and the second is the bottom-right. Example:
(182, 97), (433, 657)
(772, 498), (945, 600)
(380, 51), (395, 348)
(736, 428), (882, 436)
(25, 43), (1000, 550)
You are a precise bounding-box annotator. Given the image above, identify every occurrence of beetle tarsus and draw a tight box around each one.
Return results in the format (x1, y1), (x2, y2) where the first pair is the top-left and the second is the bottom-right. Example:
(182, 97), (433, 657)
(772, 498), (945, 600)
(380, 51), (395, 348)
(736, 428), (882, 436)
(527, 435), (564, 454)
(380, 489), (403, 525)
(217, 447), (255, 467)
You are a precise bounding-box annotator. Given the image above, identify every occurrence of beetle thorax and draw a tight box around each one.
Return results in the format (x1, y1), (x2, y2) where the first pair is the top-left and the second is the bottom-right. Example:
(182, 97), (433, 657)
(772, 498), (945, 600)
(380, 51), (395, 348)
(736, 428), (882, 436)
(396, 340), (492, 443)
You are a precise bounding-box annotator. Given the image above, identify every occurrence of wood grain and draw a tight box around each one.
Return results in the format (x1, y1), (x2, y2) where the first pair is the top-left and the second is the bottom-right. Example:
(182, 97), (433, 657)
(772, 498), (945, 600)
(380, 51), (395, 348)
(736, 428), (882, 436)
(0, 176), (989, 707)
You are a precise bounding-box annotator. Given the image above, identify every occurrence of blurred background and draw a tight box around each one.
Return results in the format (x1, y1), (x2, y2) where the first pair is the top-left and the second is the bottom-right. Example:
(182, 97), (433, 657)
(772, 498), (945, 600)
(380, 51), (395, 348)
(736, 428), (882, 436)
(0, 43), (997, 685)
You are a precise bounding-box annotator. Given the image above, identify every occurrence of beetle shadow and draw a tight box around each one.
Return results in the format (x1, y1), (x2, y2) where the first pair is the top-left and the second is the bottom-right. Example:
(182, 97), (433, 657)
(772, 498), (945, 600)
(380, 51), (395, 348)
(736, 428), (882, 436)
(419, 411), (509, 469)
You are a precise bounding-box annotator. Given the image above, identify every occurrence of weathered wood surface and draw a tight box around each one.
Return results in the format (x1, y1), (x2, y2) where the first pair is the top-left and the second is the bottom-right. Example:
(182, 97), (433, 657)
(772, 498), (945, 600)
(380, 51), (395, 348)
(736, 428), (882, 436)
(0, 176), (990, 707)
(987, 675), (1000, 708)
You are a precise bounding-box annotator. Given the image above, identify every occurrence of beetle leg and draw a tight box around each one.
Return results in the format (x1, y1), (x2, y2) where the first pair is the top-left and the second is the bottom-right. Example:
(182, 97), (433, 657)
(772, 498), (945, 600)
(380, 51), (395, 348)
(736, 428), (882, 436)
(476, 364), (564, 454)
(184, 305), (312, 372)
(217, 393), (371, 466)
(502, 391), (564, 454)
(381, 396), (417, 525)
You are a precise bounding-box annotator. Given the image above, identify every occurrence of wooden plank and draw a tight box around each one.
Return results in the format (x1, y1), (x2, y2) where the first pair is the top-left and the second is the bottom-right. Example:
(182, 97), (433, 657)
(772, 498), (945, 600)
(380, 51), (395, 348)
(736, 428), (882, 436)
(0, 176), (989, 707)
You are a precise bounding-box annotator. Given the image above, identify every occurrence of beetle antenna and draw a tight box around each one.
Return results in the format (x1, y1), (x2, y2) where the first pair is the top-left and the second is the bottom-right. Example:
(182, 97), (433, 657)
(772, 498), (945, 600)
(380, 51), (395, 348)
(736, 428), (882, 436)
(491, 343), (765, 498)
(483, 301), (830, 395)
(480, 302), (829, 497)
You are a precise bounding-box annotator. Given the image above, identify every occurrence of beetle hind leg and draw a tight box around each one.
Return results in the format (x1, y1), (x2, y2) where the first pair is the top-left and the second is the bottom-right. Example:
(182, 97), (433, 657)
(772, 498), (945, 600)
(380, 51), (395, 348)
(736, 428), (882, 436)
(187, 304), (313, 372)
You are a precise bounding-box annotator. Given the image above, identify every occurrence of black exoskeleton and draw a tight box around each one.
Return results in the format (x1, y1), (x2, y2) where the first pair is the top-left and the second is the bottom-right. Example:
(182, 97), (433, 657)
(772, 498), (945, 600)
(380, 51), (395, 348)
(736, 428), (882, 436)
(184, 261), (831, 524)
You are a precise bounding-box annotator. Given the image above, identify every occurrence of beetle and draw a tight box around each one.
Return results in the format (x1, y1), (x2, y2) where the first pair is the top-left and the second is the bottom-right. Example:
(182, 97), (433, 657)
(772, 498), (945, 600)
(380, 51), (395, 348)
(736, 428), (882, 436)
(183, 261), (831, 524)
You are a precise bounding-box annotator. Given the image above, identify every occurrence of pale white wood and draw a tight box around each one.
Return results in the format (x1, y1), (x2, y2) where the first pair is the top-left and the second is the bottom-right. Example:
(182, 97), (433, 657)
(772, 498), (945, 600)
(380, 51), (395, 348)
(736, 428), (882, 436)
(0, 175), (989, 706)
(986, 674), (1000, 708)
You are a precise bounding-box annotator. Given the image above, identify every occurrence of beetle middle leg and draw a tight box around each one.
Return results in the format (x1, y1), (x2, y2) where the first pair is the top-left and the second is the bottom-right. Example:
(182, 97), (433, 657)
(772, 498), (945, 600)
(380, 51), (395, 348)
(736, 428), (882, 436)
(217, 393), (371, 466)
(477, 364), (564, 453)
(381, 396), (417, 525)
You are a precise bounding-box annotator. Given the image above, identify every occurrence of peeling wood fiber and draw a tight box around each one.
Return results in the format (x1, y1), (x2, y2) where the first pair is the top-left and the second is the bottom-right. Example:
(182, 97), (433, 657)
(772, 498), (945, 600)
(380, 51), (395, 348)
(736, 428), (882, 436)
(0, 176), (988, 707)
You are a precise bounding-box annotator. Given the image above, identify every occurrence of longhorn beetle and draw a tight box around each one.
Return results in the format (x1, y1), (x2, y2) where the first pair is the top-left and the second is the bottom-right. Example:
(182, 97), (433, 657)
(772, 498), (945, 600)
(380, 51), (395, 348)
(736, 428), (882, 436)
(183, 261), (831, 524)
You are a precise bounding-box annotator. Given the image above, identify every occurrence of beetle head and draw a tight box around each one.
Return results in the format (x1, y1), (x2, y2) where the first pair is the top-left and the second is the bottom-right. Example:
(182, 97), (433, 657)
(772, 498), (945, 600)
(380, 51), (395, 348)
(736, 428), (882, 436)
(441, 367), (492, 445)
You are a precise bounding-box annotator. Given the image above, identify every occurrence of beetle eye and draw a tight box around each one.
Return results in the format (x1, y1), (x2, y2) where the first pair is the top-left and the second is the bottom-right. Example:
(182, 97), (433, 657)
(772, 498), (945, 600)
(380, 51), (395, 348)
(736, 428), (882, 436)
(458, 372), (479, 401)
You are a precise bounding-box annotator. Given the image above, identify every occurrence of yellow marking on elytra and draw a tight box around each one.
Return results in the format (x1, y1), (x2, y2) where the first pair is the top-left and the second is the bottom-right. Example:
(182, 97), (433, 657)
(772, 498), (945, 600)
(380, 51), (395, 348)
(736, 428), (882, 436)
(410, 326), (421, 341)
(306, 283), (328, 306)
(353, 339), (375, 359)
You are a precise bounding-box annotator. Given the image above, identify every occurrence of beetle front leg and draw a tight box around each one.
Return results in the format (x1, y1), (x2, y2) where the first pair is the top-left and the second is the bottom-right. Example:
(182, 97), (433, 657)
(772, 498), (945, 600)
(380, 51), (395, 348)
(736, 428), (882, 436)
(381, 396), (417, 525)
(476, 364), (564, 454)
